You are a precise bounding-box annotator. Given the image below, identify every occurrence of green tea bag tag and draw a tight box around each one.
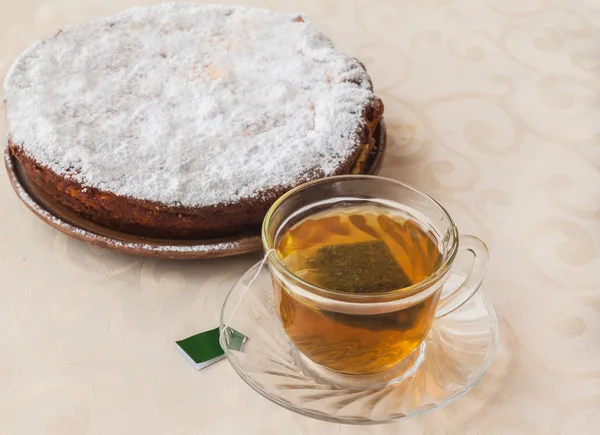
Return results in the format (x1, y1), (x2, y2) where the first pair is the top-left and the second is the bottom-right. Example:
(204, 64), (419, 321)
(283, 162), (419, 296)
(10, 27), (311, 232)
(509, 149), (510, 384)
(176, 327), (246, 370)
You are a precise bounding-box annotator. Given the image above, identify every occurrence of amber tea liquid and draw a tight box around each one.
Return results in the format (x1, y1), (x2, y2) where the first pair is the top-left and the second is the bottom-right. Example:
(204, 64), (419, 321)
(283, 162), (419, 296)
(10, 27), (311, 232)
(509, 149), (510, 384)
(274, 203), (444, 374)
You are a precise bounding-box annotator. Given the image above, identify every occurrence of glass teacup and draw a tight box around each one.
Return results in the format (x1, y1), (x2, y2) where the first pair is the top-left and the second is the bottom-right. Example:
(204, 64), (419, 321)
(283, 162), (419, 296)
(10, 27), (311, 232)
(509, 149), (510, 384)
(262, 175), (488, 376)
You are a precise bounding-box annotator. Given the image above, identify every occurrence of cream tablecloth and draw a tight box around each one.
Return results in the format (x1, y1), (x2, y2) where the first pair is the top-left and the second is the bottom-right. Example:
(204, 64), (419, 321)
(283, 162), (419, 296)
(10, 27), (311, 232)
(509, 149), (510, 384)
(1, 0), (599, 433)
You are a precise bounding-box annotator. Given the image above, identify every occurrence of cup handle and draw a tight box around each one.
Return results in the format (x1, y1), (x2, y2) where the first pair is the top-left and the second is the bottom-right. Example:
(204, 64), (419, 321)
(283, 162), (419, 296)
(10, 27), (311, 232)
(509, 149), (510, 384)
(435, 235), (489, 318)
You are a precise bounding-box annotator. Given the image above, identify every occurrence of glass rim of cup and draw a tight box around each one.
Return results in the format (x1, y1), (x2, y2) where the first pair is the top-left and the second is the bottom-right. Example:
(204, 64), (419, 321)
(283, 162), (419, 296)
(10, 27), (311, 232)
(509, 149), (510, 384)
(261, 175), (460, 304)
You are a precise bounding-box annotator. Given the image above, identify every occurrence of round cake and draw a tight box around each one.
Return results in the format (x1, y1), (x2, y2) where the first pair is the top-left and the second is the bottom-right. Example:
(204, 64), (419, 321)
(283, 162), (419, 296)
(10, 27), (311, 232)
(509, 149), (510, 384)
(4, 3), (384, 239)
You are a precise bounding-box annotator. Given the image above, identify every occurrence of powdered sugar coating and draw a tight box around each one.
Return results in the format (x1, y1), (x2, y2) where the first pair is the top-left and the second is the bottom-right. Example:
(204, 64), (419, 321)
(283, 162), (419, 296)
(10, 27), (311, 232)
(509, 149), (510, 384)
(4, 3), (375, 207)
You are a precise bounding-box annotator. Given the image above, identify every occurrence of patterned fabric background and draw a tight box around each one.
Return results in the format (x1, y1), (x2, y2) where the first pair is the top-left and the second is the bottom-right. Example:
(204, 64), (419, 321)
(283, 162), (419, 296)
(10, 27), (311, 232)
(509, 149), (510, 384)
(0, 0), (599, 433)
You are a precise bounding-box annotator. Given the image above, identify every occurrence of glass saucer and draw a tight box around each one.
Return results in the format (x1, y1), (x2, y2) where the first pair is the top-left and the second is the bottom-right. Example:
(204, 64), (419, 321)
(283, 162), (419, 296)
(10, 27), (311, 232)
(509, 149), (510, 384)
(220, 262), (498, 425)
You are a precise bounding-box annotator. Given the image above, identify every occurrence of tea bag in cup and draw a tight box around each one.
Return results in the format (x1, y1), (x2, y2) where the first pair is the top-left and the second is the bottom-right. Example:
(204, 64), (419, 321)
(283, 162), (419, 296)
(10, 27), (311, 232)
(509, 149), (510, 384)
(280, 240), (412, 294)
